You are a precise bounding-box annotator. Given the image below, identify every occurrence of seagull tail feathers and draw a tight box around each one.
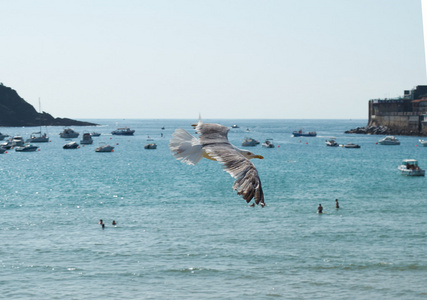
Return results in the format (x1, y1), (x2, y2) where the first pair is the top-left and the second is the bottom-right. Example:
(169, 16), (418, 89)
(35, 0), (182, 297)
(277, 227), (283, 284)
(169, 129), (203, 165)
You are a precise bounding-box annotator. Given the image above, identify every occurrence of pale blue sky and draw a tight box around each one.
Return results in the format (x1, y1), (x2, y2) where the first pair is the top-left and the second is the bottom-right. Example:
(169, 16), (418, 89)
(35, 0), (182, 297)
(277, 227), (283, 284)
(1, 0), (426, 119)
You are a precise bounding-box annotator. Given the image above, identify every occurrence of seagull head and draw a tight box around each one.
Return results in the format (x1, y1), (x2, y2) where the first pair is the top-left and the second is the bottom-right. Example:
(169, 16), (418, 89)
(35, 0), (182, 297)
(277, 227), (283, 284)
(239, 149), (264, 160)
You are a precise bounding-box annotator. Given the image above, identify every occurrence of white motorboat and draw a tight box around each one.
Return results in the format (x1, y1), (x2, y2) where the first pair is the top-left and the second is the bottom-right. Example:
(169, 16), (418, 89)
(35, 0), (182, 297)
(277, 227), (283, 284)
(60, 128), (79, 138)
(11, 136), (25, 147)
(378, 136), (400, 145)
(325, 139), (339, 147)
(231, 124), (239, 128)
(398, 159), (425, 176)
(15, 144), (39, 152)
(419, 139), (427, 147)
(262, 139), (275, 148)
(242, 137), (258, 147)
(63, 142), (79, 149)
(95, 145), (114, 152)
(80, 133), (93, 144)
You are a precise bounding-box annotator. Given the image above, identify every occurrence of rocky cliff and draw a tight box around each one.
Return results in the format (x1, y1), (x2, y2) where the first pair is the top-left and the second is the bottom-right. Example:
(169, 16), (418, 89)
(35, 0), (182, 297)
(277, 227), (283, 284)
(0, 84), (97, 127)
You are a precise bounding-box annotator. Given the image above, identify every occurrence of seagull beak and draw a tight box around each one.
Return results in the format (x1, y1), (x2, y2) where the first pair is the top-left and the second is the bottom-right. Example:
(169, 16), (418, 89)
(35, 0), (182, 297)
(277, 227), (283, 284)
(255, 155), (264, 159)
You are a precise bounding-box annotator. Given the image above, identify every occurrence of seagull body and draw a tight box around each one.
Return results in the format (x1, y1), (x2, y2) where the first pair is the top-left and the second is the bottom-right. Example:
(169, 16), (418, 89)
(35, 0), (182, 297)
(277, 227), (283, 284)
(169, 119), (265, 205)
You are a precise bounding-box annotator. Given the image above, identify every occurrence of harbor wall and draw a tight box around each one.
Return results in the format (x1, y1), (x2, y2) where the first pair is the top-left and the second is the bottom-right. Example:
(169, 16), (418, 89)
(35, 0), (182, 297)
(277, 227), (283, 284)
(368, 113), (422, 135)
(365, 85), (427, 136)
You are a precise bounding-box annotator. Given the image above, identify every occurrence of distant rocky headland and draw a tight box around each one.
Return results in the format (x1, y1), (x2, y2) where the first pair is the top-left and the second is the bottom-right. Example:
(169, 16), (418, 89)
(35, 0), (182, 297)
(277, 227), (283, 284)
(0, 83), (97, 127)
(346, 85), (427, 136)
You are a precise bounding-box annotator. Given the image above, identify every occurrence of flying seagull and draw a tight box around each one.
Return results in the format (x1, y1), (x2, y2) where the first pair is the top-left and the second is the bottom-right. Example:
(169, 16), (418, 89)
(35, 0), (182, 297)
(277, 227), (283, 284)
(169, 118), (265, 205)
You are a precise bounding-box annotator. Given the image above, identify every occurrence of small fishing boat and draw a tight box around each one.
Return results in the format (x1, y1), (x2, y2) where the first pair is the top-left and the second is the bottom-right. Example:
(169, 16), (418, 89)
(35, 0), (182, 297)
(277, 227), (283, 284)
(419, 139), (427, 147)
(231, 124), (239, 128)
(91, 132), (101, 137)
(292, 129), (317, 137)
(0, 147), (7, 154)
(398, 159), (425, 176)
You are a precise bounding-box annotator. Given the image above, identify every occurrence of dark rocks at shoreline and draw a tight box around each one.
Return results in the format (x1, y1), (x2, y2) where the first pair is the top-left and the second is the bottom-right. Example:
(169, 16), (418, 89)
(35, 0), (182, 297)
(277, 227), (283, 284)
(345, 125), (423, 136)
(0, 84), (97, 127)
(345, 125), (391, 135)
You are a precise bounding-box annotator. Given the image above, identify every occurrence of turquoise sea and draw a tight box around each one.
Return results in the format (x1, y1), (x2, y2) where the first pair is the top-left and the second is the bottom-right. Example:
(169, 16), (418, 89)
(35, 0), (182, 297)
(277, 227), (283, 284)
(1, 119), (426, 299)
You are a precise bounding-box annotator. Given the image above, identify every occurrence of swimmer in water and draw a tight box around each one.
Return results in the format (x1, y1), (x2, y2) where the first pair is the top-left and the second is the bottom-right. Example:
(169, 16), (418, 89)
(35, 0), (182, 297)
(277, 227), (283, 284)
(99, 219), (105, 229)
(112, 220), (117, 226)
(335, 199), (339, 209)
(317, 204), (323, 214)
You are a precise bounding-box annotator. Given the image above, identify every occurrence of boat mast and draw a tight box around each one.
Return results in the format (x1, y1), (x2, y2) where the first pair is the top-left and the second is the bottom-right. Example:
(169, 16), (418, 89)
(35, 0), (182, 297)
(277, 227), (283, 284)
(38, 98), (48, 136)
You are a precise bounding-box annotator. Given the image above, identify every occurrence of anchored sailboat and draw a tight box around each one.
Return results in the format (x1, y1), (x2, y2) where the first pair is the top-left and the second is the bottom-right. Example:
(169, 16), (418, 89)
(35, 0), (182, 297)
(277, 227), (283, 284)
(26, 98), (49, 143)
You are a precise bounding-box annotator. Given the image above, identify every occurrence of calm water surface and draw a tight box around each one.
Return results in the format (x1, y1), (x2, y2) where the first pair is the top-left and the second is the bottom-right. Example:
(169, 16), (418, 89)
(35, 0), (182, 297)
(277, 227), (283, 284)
(1, 119), (426, 299)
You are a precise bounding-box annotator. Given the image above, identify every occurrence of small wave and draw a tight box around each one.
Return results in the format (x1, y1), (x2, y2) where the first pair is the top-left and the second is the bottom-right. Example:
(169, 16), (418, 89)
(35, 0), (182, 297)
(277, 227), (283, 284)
(168, 267), (220, 274)
(307, 262), (427, 272)
(265, 293), (283, 297)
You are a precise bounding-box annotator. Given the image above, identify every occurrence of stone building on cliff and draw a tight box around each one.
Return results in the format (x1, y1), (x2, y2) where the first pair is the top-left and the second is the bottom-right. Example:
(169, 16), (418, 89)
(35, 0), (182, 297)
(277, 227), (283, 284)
(369, 85), (427, 135)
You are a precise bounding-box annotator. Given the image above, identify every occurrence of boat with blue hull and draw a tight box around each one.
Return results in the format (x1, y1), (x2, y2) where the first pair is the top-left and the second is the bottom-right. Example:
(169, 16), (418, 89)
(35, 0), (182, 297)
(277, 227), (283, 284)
(292, 129), (317, 137)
